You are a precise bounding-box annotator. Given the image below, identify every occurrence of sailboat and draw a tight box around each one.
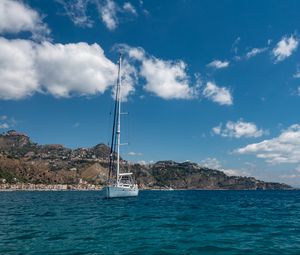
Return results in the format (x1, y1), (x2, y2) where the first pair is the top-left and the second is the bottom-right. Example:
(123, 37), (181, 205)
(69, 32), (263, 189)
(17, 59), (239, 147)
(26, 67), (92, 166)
(102, 54), (139, 198)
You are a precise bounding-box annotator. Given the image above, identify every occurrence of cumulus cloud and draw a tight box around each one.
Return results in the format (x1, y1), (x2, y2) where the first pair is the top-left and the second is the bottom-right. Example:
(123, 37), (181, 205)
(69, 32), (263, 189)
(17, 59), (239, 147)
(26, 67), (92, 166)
(0, 0), (50, 40)
(207, 60), (229, 69)
(235, 124), (300, 164)
(272, 35), (298, 62)
(246, 47), (267, 59)
(123, 2), (137, 15)
(203, 82), (233, 105)
(212, 120), (267, 138)
(221, 168), (249, 177)
(0, 123), (9, 129)
(127, 46), (145, 60)
(111, 58), (137, 101)
(200, 157), (248, 176)
(56, 0), (93, 28)
(0, 37), (39, 100)
(35, 41), (117, 97)
(0, 37), (231, 103)
(0, 37), (131, 100)
(0, 38), (198, 101)
(200, 157), (222, 169)
(124, 46), (197, 100)
(0, 115), (16, 129)
(140, 58), (195, 99)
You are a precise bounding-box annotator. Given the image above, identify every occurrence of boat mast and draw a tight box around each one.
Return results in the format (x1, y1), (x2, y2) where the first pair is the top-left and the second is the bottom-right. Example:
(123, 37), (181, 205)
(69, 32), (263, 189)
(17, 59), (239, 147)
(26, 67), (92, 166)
(116, 54), (122, 182)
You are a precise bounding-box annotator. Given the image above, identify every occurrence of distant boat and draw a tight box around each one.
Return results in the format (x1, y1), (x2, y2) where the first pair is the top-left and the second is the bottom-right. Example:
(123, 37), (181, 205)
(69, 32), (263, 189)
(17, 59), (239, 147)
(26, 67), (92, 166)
(102, 54), (139, 198)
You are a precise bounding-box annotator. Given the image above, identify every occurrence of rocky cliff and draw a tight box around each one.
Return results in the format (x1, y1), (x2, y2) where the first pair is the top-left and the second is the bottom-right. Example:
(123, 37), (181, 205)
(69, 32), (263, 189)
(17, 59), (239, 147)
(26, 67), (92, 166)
(0, 130), (292, 190)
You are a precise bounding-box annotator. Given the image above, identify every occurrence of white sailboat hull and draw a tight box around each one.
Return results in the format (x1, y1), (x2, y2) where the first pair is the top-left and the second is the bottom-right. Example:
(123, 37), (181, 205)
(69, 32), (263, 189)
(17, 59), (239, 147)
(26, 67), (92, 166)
(102, 185), (139, 198)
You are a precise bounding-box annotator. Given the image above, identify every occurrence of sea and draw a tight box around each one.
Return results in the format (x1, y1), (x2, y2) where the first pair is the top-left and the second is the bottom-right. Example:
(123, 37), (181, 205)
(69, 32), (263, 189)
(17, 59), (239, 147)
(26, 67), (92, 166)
(1, 190), (300, 255)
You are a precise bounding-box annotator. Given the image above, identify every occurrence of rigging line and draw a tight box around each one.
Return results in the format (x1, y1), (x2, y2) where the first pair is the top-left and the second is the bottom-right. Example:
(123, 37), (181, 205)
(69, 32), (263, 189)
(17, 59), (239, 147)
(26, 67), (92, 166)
(106, 85), (115, 146)
(128, 110), (130, 148)
(108, 99), (117, 180)
(112, 117), (118, 171)
(109, 94), (118, 179)
(108, 59), (120, 181)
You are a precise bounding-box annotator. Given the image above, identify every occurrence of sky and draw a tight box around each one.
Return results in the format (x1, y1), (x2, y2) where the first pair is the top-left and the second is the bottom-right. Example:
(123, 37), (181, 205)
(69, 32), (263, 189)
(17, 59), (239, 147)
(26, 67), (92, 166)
(0, 0), (300, 186)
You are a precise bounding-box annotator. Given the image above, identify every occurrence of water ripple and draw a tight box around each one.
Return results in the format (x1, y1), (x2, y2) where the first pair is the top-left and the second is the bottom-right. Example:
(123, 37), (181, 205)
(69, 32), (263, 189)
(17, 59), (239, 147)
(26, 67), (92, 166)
(1, 190), (300, 254)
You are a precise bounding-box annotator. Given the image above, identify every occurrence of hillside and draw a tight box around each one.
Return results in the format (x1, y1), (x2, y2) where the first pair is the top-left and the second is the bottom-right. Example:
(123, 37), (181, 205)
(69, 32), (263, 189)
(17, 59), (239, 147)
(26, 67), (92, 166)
(0, 130), (292, 190)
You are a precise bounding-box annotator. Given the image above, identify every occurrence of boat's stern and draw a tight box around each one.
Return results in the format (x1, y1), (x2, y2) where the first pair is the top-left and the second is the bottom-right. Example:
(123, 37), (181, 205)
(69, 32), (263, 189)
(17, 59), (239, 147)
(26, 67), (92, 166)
(102, 185), (139, 198)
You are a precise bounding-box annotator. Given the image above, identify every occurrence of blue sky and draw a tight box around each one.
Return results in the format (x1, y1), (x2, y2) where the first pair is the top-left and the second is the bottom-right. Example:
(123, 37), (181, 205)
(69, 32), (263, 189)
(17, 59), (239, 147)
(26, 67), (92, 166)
(1, 0), (300, 185)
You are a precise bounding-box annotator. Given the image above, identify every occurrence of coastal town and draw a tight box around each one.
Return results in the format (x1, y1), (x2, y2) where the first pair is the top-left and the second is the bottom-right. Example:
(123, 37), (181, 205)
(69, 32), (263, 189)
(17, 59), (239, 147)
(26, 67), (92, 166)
(0, 182), (102, 191)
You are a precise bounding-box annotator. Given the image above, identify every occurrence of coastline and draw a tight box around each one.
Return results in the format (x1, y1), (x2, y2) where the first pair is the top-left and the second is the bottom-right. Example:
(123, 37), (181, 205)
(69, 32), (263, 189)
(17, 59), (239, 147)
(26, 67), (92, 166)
(0, 183), (103, 191)
(0, 183), (295, 191)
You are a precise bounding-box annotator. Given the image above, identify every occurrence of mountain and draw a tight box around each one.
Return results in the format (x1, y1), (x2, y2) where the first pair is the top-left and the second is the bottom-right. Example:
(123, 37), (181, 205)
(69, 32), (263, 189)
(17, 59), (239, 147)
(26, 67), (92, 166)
(0, 130), (292, 190)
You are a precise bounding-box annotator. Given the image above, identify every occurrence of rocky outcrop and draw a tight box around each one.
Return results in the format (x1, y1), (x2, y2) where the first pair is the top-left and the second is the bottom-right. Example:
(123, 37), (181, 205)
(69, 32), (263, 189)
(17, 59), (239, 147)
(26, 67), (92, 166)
(0, 130), (293, 190)
(139, 161), (292, 190)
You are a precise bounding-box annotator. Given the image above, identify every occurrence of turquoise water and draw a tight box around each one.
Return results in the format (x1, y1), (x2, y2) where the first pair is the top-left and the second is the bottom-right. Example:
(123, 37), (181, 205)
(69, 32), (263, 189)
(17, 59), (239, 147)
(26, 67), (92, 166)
(1, 190), (300, 254)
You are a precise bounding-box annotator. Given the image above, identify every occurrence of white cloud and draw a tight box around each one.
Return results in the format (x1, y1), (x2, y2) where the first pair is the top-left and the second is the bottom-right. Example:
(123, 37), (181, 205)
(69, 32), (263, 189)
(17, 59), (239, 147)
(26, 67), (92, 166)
(56, 0), (93, 28)
(128, 151), (142, 156)
(221, 169), (249, 177)
(35, 41), (117, 97)
(137, 160), (153, 165)
(279, 174), (299, 179)
(57, 0), (138, 30)
(207, 60), (229, 69)
(0, 38), (198, 101)
(272, 35), (298, 62)
(98, 0), (118, 30)
(294, 72), (300, 78)
(123, 2), (137, 15)
(0, 38), (133, 100)
(73, 122), (80, 128)
(0, 0), (50, 40)
(246, 47), (267, 59)
(298, 87), (300, 96)
(231, 37), (241, 54)
(125, 46), (196, 100)
(140, 58), (195, 99)
(235, 124), (300, 164)
(0, 115), (16, 129)
(127, 46), (145, 60)
(111, 58), (137, 101)
(203, 82), (233, 105)
(212, 124), (222, 135)
(213, 120), (267, 138)
(0, 37), (39, 100)
(0, 123), (9, 129)
(293, 67), (300, 78)
(200, 157), (248, 176)
(200, 157), (221, 169)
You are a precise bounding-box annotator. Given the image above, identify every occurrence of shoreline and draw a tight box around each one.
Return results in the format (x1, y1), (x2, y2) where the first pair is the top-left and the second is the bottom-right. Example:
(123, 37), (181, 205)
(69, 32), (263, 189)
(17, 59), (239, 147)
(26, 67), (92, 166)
(0, 183), (103, 191)
(0, 183), (296, 191)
